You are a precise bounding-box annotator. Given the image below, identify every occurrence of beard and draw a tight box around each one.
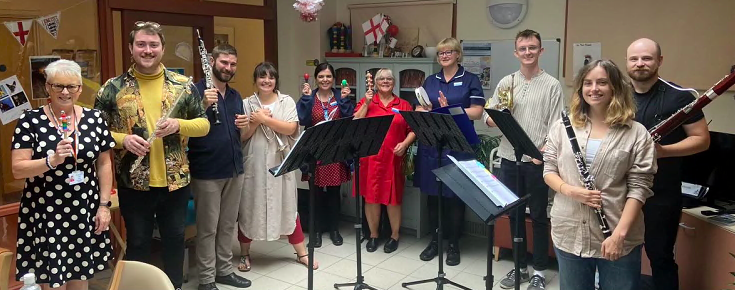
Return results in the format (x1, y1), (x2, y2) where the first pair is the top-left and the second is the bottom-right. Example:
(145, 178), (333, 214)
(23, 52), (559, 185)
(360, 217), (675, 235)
(213, 67), (234, 83)
(628, 67), (658, 82)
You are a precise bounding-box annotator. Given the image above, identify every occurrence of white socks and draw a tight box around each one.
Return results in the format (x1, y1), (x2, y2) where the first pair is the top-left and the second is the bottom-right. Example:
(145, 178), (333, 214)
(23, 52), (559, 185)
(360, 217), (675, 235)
(533, 270), (545, 279)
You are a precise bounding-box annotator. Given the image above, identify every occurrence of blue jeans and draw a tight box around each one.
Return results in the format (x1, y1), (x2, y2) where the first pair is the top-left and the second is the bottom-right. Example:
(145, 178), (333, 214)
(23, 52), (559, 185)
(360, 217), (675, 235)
(555, 245), (642, 290)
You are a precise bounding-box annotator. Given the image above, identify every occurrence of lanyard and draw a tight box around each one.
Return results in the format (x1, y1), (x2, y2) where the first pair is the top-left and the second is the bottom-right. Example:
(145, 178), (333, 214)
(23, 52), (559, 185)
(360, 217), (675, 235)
(318, 93), (336, 121)
(49, 106), (80, 170)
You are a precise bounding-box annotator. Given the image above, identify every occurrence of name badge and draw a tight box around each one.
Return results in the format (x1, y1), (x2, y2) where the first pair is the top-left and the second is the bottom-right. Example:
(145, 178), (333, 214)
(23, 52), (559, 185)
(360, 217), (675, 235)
(68, 170), (84, 185)
(453, 82), (463, 86)
(391, 108), (400, 114)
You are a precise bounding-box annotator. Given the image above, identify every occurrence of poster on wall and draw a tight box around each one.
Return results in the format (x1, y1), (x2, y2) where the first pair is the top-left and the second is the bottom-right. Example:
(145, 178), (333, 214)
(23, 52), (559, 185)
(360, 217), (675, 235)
(30, 55), (61, 100)
(461, 41), (492, 90)
(0, 75), (32, 125)
(572, 43), (602, 78)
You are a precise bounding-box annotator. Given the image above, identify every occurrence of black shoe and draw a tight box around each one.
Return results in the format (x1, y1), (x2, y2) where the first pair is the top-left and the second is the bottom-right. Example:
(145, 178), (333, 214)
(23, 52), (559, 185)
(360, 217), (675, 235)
(215, 273), (252, 288)
(446, 243), (460, 266)
(198, 283), (219, 290)
(383, 238), (399, 253)
(366, 237), (379, 252)
(312, 231), (323, 248)
(330, 230), (344, 246)
(419, 240), (438, 261)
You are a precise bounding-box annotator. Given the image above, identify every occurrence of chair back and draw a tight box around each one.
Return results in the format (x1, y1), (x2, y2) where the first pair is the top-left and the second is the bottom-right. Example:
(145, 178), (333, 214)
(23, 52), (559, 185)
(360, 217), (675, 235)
(108, 260), (174, 290)
(0, 247), (12, 290)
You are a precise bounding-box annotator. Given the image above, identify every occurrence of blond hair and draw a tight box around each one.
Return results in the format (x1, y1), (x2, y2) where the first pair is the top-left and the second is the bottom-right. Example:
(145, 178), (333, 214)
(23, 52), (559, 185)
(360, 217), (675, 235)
(570, 59), (636, 127)
(436, 37), (463, 63)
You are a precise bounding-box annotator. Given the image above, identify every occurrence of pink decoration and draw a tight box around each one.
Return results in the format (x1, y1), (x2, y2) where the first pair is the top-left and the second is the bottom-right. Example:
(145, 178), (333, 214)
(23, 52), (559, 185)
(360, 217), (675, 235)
(293, 0), (324, 23)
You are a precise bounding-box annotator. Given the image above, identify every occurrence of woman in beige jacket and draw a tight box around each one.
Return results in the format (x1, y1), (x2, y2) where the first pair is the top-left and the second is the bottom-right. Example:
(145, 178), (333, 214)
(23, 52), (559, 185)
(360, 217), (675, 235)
(543, 59), (657, 290)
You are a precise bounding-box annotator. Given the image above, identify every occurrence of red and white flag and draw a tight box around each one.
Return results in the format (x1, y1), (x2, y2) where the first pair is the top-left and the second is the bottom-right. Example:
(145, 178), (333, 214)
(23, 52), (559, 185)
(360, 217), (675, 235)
(362, 14), (388, 44)
(37, 12), (61, 39)
(5, 20), (33, 46)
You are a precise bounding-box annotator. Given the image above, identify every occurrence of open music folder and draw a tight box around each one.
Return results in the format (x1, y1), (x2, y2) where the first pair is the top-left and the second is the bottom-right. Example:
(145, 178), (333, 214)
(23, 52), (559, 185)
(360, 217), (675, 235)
(447, 155), (518, 207)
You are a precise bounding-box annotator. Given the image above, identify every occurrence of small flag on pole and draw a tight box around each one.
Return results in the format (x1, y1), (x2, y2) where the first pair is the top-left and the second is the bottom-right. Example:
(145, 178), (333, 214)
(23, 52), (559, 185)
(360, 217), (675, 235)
(362, 14), (388, 44)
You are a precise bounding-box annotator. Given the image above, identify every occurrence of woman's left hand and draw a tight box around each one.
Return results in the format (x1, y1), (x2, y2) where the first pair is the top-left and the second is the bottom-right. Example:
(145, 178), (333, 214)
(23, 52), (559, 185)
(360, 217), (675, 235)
(393, 142), (408, 156)
(341, 86), (351, 99)
(438, 91), (449, 107)
(94, 206), (111, 235)
(601, 233), (624, 261)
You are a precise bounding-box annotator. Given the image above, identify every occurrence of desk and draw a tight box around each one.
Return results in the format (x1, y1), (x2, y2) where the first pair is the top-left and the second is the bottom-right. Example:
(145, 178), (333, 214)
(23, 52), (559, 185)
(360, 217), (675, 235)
(640, 206), (735, 290)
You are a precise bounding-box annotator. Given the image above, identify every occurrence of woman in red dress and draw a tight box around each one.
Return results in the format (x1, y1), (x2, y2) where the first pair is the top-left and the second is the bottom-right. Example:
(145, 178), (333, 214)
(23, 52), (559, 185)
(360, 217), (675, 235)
(297, 63), (354, 247)
(354, 68), (416, 253)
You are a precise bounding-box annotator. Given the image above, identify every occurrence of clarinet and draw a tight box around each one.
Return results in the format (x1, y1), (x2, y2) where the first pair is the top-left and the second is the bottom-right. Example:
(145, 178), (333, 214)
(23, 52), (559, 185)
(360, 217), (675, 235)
(560, 111), (612, 238)
(649, 71), (735, 142)
(195, 29), (221, 125)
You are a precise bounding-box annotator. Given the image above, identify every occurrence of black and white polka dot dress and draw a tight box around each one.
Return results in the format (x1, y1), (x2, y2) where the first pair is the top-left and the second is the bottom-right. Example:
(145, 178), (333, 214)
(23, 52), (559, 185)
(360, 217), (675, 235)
(11, 107), (115, 288)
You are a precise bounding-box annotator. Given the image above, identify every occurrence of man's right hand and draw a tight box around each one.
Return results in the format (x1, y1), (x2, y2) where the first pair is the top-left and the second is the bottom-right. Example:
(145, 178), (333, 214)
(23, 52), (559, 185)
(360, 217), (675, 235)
(203, 88), (218, 108)
(123, 134), (150, 157)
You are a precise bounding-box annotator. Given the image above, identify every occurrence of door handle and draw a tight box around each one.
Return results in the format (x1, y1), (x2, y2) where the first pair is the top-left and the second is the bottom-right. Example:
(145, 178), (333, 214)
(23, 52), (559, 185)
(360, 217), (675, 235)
(678, 222), (695, 230)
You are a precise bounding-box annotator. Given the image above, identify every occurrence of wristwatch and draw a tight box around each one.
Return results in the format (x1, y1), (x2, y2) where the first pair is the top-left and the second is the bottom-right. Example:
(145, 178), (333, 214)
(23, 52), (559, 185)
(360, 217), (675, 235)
(100, 200), (112, 207)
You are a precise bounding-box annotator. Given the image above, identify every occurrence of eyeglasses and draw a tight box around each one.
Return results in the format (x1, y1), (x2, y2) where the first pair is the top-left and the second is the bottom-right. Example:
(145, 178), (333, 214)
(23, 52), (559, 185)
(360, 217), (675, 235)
(516, 46), (540, 53)
(134, 21), (161, 29)
(47, 83), (81, 93)
(376, 77), (394, 82)
(437, 50), (455, 57)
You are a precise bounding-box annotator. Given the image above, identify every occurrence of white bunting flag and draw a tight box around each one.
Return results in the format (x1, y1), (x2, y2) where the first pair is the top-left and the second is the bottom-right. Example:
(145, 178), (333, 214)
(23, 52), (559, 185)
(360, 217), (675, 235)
(37, 12), (61, 39)
(4, 20), (33, 46)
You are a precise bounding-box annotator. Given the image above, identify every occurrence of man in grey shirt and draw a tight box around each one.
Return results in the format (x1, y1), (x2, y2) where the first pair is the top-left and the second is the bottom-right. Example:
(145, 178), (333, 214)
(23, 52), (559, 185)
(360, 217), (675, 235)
(484, 29), (564, 290)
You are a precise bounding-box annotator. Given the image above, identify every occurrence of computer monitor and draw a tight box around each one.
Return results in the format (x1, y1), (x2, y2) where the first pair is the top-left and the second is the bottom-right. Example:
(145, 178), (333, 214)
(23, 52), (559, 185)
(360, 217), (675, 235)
(680, 131), (735, 205)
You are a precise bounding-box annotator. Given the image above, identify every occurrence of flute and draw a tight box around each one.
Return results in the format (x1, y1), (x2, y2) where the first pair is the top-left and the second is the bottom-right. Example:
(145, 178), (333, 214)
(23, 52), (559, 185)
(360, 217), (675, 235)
(560, 111), (612, 238)
(129, 78), (193, 173)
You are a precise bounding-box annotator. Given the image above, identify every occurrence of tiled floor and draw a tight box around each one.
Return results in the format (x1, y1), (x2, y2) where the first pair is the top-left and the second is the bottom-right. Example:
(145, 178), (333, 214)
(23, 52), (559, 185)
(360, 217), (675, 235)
(179, 223), (560, 290)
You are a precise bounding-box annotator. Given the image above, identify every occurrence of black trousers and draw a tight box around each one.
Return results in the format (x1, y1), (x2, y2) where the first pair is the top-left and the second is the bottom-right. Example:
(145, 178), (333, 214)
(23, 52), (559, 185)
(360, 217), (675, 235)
(118, 185), (190, 288)
(427, 195), (466, 244)
(643, 195), (682, 290)
(498, 159), (550, 271)
(311, 184), (342, 232)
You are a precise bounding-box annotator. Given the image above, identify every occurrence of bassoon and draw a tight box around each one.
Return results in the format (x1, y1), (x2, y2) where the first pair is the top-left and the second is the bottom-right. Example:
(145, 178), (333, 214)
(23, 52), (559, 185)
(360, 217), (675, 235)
(649, 71), (735, 142)
(561, 111), (612, 238)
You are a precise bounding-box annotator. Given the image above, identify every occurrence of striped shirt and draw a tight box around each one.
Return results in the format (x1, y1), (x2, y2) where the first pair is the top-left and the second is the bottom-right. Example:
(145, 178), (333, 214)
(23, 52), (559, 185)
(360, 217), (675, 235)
(483, 70), (564, 162)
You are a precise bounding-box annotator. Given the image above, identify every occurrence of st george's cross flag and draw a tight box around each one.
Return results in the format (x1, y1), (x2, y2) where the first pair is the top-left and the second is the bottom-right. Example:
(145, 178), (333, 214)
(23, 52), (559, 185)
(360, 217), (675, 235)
(362, 14), (388, 45)
(5, 20), (33, 46)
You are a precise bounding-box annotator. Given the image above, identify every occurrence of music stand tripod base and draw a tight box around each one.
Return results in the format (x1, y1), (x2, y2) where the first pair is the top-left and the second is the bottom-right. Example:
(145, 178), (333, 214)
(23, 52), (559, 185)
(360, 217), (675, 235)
(398, 111), (474, 290)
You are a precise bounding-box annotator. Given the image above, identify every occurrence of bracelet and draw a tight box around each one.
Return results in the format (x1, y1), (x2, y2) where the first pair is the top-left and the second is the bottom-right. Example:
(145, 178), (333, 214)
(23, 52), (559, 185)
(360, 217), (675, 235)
(558, 182), (566, 193)
(45, 156), (56, 170)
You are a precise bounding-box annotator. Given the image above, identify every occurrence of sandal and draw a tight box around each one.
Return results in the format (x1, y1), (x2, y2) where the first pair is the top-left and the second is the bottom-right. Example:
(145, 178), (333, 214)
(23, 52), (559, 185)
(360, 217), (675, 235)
(238, 255), (251, 272)
(295, 253), (319, 270)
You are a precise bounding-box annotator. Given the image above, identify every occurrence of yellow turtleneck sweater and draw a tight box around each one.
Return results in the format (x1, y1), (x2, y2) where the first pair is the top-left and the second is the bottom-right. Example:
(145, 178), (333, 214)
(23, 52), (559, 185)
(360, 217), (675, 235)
(110, 66), (209, 187)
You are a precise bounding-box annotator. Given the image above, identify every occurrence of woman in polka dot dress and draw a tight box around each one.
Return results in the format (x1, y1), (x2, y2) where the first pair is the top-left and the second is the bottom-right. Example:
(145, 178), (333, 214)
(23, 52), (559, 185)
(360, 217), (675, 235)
(296, 63), (354, 248)
(10, 60), (115, 289)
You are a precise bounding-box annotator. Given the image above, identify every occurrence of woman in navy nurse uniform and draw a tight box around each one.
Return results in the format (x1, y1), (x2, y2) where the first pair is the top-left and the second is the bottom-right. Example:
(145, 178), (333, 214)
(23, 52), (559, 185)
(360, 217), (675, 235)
(414, 37), (485, 266)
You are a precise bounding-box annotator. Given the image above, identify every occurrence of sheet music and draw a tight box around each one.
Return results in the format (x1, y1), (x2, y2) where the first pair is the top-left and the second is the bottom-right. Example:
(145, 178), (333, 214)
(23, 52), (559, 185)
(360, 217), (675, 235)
(271, 131), (305, 176)
(447, 155), (518, 206)
(682, 182), (709, 199)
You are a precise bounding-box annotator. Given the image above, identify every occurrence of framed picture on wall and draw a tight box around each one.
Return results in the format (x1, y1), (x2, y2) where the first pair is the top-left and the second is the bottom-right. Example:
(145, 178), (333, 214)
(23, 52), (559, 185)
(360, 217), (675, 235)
(214, 26), (235, 47)
(29, 55), (61, 100)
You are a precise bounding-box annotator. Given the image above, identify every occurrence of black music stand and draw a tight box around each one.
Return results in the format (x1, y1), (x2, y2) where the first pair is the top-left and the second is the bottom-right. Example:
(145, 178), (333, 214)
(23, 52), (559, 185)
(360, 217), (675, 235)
(270, 116), (354, 290)
(432, 161), (529, 290)
(399, 111), (474, 290)
(325, 115), (394, 290)
(485, 108), (543, 290)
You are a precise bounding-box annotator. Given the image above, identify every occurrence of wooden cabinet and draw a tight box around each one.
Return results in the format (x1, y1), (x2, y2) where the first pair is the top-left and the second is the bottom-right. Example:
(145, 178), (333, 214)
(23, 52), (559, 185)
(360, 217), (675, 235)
(326, 57), (440, 106)
(674, 209), (735, 290)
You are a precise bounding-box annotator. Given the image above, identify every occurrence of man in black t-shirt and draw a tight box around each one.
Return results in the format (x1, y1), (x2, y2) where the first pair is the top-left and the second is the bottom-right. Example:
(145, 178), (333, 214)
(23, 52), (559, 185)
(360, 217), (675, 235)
(626, 38), (710, 290)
